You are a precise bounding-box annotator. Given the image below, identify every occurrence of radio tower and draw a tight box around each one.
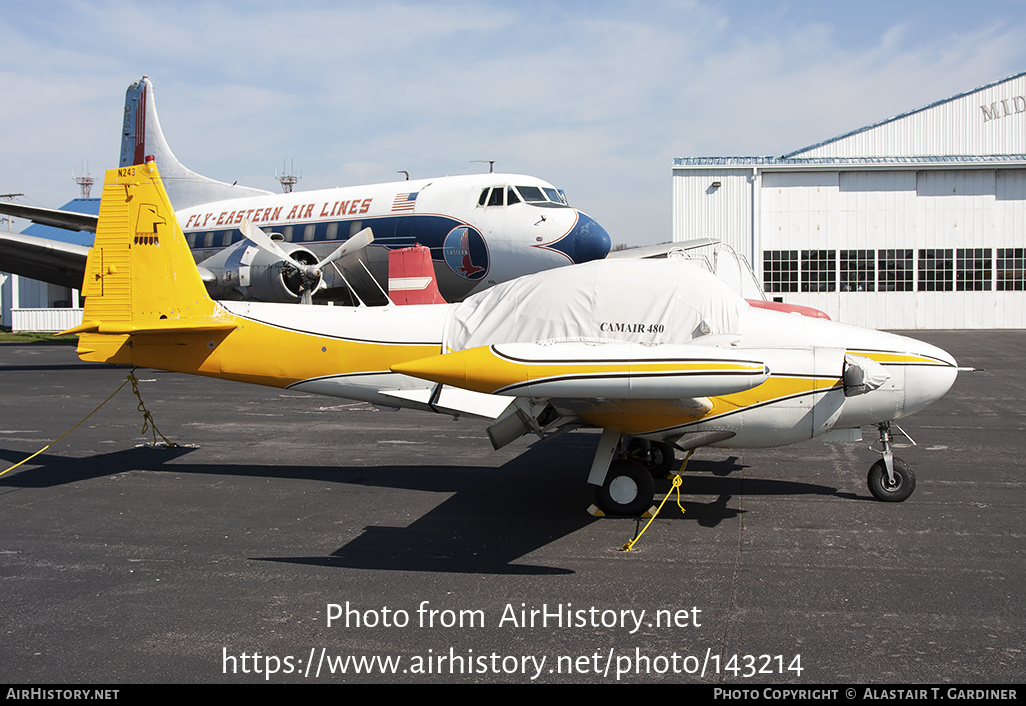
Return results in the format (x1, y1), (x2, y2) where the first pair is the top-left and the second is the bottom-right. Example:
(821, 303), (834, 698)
(74, 164), (94, 198)
(276, 160), (300, 194)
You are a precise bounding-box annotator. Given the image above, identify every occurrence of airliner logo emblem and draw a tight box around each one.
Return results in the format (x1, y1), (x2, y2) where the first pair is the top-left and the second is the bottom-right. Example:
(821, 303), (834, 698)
(443, 226), (488, 280)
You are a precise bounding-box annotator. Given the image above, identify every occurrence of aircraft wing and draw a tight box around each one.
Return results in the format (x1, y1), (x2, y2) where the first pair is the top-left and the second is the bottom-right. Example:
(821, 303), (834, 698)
(605, 238), (719, 259)
(0, 231), (89, 289)
(392, 340), (770, 448)
(0, 201), (98, 233)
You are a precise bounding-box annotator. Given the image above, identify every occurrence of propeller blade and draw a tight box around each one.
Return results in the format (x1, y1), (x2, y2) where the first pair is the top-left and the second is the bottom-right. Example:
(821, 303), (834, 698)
(320, 227), (374, 267)
(240, 219), (293, 263)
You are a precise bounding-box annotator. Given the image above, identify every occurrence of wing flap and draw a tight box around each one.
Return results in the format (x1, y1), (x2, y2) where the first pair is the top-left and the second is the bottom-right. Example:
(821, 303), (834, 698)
(377, 384), (512, 420)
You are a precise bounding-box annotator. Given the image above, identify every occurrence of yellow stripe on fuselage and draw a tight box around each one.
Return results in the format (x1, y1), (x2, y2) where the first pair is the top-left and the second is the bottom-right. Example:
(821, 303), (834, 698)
(392, 344), (766, 396)
(578, 374), (841, 435)
(847, 349), (951, 367)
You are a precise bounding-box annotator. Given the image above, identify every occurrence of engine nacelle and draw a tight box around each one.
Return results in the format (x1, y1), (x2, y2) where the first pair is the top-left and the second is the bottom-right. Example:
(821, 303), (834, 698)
(198, 239), (321, 303)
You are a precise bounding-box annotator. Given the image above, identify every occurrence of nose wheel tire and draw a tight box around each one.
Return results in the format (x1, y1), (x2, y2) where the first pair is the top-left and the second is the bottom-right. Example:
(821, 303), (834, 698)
(867, 457), (916, 502)
(596, 459), (655, 516)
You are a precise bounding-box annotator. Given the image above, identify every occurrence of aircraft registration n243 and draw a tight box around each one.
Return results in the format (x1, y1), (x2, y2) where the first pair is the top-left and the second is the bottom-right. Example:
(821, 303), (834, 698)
(62, 161), (961, 515)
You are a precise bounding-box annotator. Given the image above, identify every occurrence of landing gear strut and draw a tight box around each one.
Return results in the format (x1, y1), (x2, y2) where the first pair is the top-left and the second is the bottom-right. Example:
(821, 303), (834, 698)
(867, 421), (916, 502)
(626, 438), (675, 477)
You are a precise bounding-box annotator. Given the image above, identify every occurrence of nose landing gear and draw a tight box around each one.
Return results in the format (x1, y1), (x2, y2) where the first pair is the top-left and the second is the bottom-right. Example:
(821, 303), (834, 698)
(868, 421), (917, 502)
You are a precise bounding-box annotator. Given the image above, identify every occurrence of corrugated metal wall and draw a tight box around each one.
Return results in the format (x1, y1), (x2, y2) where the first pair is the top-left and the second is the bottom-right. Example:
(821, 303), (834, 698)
(756, 169), (1025, 329)
(673, 169), (753, 256)
(11, 308), (84, 333)
(791, 73), (1026, 158)
(673, 72), (1026, 330)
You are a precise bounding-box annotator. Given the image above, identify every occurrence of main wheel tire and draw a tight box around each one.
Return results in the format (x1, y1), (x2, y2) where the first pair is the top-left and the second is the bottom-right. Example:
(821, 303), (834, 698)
(626, 439), (675, 476)
(867, 457), (916, 502)
(596, 459), (655, 516)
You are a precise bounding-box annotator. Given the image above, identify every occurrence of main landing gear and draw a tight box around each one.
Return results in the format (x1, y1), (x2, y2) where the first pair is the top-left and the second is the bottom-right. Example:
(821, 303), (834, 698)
(867, 421), (917, 502)
(590, 434), (677, 515)
(596, 459), (655, 516)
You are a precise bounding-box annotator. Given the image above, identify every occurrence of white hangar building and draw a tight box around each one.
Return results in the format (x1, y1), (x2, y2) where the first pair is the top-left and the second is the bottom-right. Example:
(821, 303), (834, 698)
(672, 71), (1026, 329)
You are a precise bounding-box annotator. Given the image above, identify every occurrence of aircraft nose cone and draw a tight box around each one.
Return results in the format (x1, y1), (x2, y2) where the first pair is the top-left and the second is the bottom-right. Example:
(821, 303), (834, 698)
(569, 212), (611, 263)
(900, 338), (959, 417)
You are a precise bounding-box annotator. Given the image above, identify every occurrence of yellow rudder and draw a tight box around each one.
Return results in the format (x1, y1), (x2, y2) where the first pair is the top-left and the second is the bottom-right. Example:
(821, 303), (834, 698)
(62, 161), (234, 362)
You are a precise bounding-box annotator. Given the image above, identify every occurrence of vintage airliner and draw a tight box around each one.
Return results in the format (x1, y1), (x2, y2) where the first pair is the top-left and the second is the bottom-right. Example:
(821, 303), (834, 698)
(2, 76), (611, 305)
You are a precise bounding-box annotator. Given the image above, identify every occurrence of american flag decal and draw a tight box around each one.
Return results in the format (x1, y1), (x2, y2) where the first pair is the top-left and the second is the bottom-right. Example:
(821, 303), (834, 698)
(391, 192), (418, 212)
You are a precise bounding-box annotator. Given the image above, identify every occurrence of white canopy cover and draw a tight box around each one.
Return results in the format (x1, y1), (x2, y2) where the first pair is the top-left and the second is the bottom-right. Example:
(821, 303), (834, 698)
(446, 259), (746, 351)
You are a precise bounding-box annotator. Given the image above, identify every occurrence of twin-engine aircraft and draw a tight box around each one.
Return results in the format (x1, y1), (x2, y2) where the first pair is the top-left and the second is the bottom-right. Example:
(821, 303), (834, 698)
(63, 161), (960, 515)
(1, 77), (611, 305)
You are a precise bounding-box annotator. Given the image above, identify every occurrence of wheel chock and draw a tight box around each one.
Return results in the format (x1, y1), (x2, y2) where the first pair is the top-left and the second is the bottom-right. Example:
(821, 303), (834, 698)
(588, 504), (660, 518)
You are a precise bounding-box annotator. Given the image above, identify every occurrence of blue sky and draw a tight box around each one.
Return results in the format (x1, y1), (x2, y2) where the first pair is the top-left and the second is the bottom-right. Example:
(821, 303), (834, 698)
(2, 0), (1025, 245)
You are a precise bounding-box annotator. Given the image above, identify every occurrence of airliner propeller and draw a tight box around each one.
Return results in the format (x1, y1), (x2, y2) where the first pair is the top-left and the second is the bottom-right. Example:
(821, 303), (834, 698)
(239, 219), (374, 304)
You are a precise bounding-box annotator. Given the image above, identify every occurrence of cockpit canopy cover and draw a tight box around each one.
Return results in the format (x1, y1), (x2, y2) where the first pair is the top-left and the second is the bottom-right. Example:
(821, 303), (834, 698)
(446, 259), (745, 351)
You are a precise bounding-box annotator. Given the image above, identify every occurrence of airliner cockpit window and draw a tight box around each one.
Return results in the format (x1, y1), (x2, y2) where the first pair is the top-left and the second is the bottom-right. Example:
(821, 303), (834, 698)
(487, 188), (504, 206)
(515, 185), (570, 207)
(506, 187), (521, 205)
(516, 185), (546, 203)
(543, 188), (568, 205)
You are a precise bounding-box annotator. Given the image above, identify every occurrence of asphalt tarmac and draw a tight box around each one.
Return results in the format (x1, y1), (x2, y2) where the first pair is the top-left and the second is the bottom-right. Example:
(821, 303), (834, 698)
(0, 331), (1022, 684)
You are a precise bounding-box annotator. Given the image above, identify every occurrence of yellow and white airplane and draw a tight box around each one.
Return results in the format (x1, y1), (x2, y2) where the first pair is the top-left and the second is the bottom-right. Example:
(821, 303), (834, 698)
(63, 161), (961, 515)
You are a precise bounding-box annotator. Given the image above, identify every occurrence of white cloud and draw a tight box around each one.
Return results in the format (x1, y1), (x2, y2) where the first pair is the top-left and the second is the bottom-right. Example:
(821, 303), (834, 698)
(1, 1), (1025, 244)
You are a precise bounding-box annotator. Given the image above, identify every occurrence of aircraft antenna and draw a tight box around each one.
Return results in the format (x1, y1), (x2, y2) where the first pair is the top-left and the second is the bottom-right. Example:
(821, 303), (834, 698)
(276, 160), (301, 194)
(470, 160), (496, 174)
(0, 193), (24, 232)
(74, 164), (94, 199)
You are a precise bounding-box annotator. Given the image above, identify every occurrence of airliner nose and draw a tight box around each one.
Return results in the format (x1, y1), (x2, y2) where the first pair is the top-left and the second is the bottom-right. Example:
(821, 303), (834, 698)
(900, 337), (959, 418)
(568, 212), (611, 263)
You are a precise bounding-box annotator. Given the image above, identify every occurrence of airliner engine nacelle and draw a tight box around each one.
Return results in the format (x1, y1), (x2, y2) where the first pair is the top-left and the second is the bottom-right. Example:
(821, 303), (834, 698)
(201, 239), (321, 303)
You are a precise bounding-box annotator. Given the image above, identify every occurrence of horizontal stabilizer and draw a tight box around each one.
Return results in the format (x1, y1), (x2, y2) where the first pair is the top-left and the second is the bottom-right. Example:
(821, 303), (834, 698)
(59, 318), (237, 337)
(0, 202), (98, 233)
(606, 238), (719, 260)
(392, 340), (770, 400)
(0, 231), (90, 289)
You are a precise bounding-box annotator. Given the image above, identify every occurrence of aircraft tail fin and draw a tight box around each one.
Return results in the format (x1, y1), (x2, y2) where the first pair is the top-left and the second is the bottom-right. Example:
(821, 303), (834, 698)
(387, 245), (447, 305)
(120, 76), (273, 210)
(63, 161), (235, 362)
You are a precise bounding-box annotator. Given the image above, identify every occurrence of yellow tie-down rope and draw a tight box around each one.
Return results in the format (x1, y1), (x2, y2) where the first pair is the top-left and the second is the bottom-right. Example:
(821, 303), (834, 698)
(621, 449), (695, 552)
(0, 369), (177, 478)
